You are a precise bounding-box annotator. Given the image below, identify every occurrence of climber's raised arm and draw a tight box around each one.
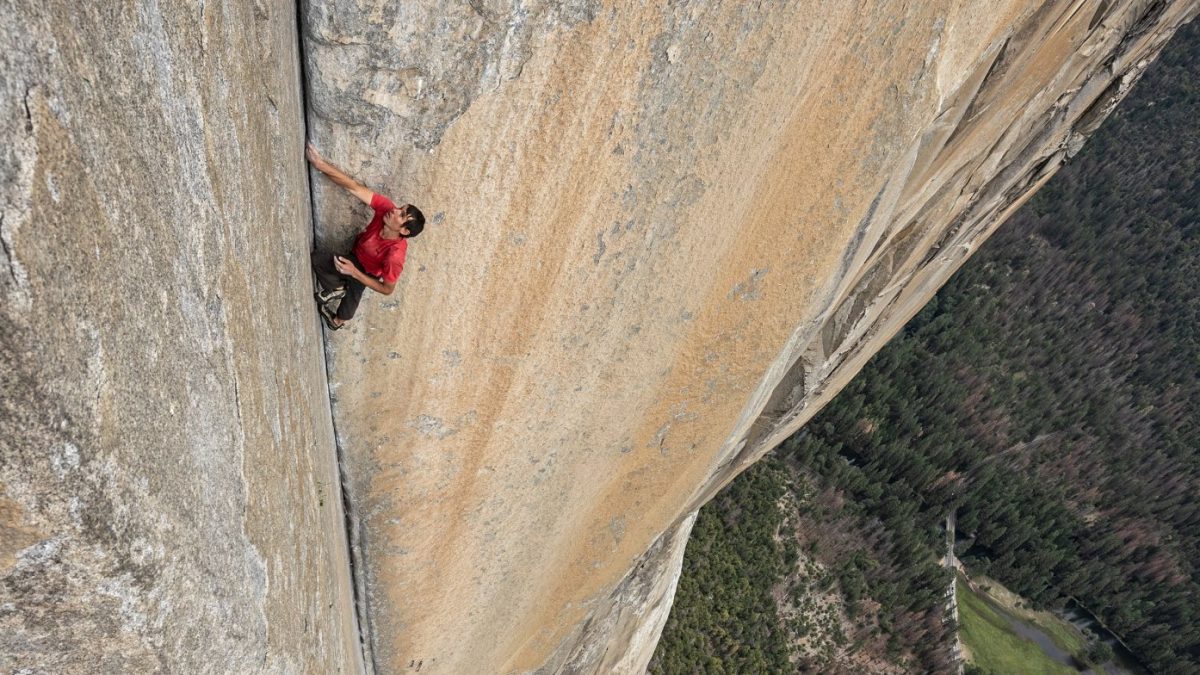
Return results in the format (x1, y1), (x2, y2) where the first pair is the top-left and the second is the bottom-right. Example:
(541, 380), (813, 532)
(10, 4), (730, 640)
(308, 140), (423, 331)
(306, 142), (374, 205)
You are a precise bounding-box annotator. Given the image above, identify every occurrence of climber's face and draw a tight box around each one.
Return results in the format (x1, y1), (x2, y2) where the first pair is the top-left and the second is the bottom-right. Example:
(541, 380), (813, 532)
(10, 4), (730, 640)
(384, 204), (414, 236)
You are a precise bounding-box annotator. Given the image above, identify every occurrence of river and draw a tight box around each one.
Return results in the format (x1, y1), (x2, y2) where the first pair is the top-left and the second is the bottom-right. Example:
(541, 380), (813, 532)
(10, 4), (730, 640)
(970, 582), (1136, 675)
(946, 510), (1139, 675)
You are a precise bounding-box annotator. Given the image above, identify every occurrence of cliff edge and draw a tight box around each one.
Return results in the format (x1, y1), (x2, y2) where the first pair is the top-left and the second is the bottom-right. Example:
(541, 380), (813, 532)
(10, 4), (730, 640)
(2, 0), (1196, 673)
(301, 0), (1197, 672)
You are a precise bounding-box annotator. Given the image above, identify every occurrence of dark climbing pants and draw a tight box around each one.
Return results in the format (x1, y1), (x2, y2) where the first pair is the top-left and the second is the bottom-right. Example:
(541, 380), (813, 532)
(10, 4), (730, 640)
(311, 250), (367, 321)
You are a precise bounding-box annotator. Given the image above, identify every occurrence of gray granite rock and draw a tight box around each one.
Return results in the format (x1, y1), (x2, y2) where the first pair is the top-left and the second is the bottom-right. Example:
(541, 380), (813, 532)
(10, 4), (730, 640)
(0, 2), (362, 672)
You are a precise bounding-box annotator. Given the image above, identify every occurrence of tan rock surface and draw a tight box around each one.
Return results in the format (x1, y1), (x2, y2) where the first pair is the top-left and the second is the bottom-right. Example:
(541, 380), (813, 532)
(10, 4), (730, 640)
(1, 1), (362, 672)
(303, 0), (1198, 672)
(3, 0), (1196, 672)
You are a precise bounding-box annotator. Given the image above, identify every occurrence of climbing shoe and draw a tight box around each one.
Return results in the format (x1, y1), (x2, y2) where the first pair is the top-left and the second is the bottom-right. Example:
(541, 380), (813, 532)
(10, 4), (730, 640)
(319, 304), (344, 331)
(315, 287), (346, 304)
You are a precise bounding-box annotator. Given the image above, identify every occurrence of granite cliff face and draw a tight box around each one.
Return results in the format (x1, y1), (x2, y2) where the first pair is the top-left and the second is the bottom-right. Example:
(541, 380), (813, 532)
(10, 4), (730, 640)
(0, 1), (361, 672)
(2, 0), (1196, 673)
(301, 0), (1198, 673)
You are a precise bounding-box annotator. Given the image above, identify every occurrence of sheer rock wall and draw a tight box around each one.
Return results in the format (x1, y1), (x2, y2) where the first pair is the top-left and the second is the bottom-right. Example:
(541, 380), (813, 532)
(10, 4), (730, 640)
(1, 1), (362, 672)
(2, 0), (1196, 673)
(302, 0), (1198, 673)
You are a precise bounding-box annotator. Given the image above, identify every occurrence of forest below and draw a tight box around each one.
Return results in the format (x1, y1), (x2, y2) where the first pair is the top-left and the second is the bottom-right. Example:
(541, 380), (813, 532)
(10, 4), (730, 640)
(651, 17), (1199, 675)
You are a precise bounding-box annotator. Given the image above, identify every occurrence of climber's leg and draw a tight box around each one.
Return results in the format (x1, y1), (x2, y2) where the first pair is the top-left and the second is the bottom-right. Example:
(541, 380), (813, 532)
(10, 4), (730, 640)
(311, 250), (346, 296)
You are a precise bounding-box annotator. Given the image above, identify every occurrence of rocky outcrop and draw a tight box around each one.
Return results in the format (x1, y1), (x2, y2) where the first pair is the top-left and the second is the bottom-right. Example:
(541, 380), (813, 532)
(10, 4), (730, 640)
(0, 1), (361, 672)
(301, 0), (1198, 672)
(3, 0), (1196, 672)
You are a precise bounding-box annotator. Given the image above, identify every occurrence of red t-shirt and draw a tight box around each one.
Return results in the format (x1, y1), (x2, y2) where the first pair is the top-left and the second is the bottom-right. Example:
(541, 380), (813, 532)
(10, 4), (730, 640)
(354, 194), (408, 284)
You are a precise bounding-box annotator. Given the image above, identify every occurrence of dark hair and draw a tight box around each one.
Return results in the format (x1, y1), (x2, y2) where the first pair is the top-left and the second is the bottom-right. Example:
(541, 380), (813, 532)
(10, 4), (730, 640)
(404, 205), (426, 238)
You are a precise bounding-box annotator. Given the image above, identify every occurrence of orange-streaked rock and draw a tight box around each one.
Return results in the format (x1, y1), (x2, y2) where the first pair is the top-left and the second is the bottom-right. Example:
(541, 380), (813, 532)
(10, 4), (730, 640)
(304, 1), (1198, 672)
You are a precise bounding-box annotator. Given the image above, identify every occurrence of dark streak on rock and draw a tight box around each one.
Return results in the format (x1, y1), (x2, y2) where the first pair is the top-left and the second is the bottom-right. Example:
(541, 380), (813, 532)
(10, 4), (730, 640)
(1128, 0), (1170, 44)
(295, 2), (376, 670)
(466, 0), (492, 21)
(1089, 0), (1114, 32)
(835, 179), (889, 286)
(593, 230), (606, 264)
(23, 86), (35, 133)
(0, 214), (17, 286)
(943, 36), (1010, 150)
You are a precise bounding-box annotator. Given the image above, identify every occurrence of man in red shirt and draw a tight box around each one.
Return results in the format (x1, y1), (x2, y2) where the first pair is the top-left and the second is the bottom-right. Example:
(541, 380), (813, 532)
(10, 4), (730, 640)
(307, 143), (425, 330)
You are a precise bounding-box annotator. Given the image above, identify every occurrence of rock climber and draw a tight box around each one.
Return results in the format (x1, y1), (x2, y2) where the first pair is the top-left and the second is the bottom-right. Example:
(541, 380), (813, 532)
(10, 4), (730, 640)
(306, 142), (425, 330)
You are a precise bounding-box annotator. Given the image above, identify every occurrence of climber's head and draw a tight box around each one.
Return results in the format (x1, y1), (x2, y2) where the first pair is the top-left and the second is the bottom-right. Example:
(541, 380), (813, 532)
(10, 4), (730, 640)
(384, 203), (426, 238)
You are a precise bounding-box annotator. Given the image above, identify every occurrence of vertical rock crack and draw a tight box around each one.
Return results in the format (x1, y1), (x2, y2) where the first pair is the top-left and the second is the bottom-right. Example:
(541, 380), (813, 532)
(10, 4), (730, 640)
(292, 3), (376, 672)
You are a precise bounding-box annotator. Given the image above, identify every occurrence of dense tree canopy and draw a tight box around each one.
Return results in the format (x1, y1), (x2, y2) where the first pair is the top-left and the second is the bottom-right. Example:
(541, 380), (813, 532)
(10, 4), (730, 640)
(654, 19), (1199, 675)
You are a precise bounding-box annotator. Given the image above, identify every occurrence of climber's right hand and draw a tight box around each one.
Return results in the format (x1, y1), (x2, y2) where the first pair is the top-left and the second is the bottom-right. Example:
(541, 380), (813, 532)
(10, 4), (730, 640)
(305, 142), (324, 166)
